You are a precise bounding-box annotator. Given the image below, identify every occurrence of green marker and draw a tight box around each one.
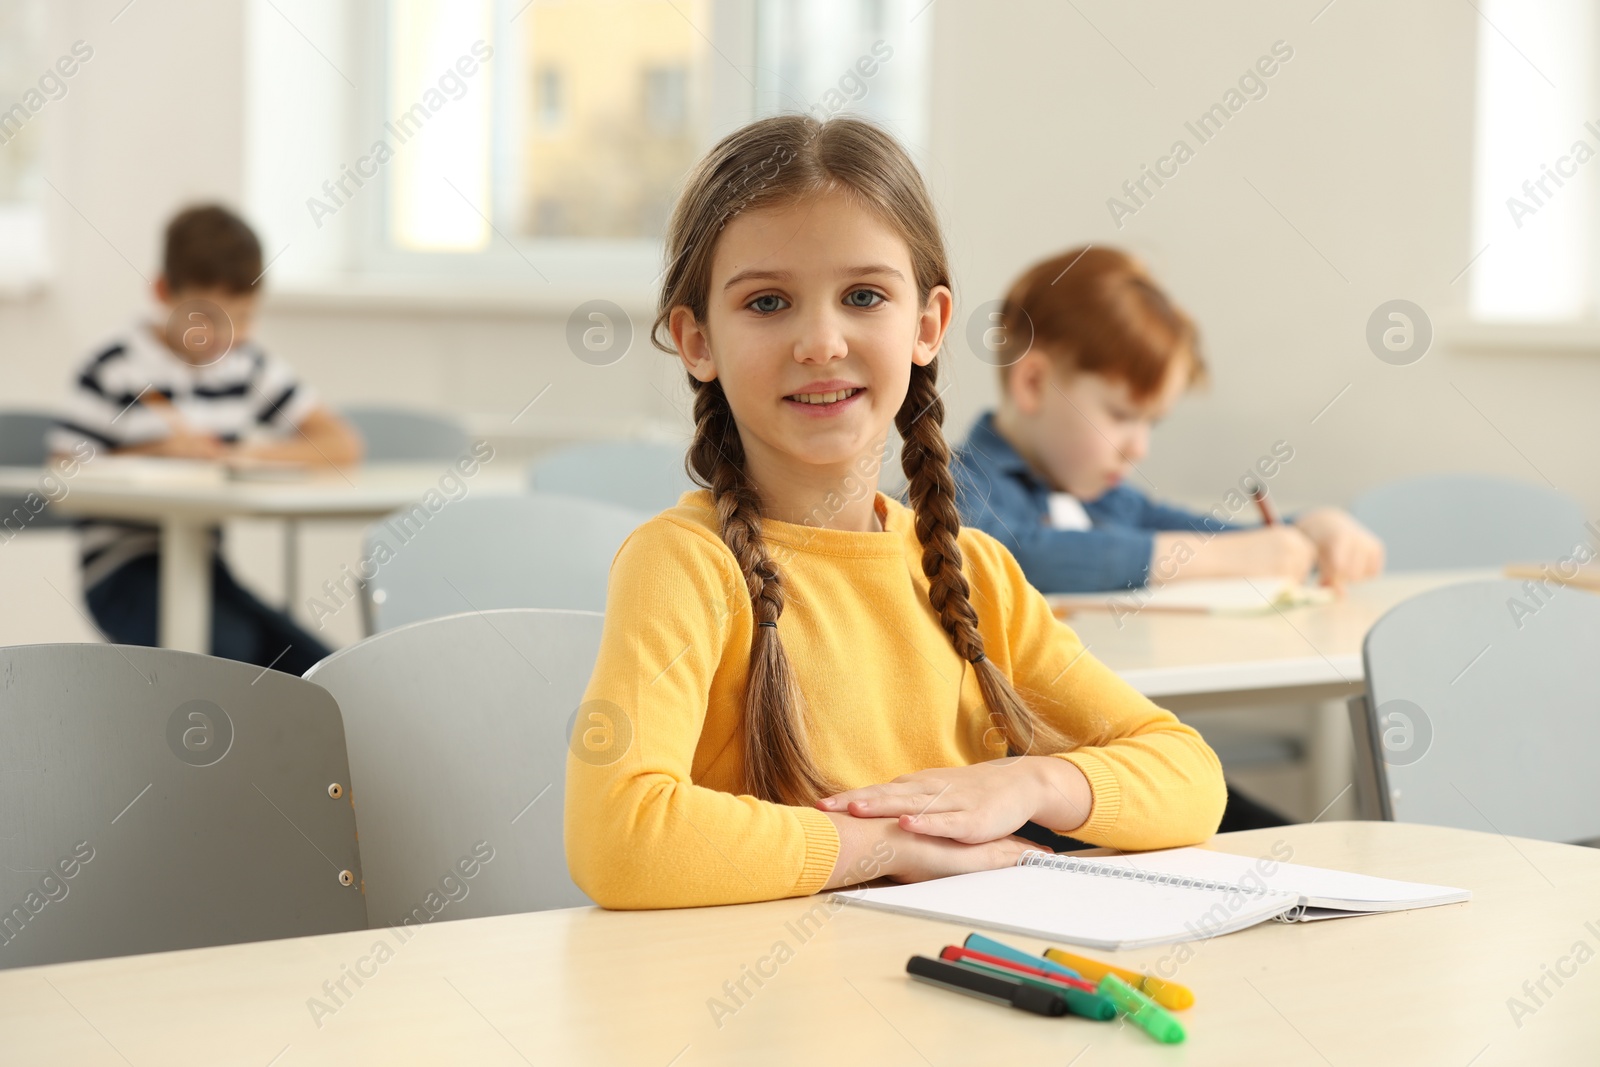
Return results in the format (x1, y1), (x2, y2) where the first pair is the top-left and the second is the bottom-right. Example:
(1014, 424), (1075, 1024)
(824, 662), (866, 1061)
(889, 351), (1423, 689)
(1098, 973), (1186, 1044)
(947, 958), (1118, 1021)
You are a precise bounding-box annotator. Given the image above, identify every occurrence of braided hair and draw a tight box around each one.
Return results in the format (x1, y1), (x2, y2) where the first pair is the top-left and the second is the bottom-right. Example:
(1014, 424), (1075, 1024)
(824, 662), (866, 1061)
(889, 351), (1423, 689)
(654, 115), (1072, 806)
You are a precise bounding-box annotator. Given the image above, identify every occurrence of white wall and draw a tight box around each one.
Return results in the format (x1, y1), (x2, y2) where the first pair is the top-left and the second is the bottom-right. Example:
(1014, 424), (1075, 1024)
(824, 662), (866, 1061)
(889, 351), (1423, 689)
(6, 0), (1596, 527)
(928, 0), (1595, 522)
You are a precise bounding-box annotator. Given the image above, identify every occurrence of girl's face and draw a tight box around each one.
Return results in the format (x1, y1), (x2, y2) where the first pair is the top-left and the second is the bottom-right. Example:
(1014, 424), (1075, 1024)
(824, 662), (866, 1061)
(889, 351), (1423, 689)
(671, 188), (951, 501)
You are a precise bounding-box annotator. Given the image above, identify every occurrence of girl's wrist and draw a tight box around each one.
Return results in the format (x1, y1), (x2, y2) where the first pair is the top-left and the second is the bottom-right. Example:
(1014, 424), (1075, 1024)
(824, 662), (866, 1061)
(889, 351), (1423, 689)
(821, 811), (900, 889)
(1022, 755), (1093, 835)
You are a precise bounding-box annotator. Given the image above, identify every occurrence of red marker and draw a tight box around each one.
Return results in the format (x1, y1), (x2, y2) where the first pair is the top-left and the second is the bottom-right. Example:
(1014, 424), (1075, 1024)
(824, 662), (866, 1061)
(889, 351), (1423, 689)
(938, 946), (1099, 993)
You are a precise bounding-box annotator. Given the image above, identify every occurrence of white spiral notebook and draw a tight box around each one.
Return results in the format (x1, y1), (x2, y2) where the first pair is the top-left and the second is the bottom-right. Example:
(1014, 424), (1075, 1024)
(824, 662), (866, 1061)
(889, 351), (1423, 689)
(837, 847), (1470, 951)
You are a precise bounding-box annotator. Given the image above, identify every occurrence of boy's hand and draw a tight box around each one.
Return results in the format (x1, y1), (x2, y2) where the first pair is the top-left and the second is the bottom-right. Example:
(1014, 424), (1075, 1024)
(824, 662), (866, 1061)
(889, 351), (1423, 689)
(120, 391), (227, 460)
(122, 426), (228, 460)
(1198, 525), (1317, 583)
(1292, 507), (1384, 588)
(817, 757), (1089, 845)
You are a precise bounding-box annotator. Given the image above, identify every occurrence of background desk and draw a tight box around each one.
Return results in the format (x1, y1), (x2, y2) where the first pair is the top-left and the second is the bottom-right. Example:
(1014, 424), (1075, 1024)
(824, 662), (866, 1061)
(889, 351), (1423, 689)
(0, 463), (523, 653)
(1063, 571), (1494, 818)
(1059, 570), (1493, 711)
(2, 821), (1592, 1065)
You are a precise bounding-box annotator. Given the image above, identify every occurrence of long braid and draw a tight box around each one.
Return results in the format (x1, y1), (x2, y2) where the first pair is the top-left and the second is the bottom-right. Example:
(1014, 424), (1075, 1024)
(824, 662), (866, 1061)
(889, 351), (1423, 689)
(687, 379), (840, 805)
(654, 113), (1075, 805)
(896, 357), (1074, 758)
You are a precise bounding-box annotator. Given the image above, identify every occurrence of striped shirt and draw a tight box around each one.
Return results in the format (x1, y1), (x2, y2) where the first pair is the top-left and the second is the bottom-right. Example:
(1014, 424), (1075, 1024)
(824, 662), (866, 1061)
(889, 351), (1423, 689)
(48, 319), (319, 588)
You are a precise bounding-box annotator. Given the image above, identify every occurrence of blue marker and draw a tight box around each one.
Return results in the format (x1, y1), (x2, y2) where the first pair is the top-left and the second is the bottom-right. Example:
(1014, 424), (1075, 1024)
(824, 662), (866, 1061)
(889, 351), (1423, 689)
(963, 933), (1084, 982)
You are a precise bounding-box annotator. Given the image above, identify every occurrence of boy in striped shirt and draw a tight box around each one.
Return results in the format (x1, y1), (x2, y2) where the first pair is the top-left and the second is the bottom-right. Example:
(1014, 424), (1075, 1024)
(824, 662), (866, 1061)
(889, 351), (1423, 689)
(49, 204), (362, 674)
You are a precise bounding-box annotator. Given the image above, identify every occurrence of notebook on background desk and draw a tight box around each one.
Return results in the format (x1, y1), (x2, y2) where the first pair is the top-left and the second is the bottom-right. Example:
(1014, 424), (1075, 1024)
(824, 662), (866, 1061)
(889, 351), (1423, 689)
(837, 847), (1470, 951)
(1048, 578), (1334, 619)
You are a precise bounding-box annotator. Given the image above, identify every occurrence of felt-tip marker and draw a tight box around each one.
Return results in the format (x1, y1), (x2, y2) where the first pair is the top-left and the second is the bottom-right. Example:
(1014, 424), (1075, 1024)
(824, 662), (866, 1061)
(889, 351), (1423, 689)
(963, 933), (1085, 982)
(1098, 973), (1187, 1044)
(938, 953), (1118, 1021)
(905, 955), (1069, 1017)
(939, 945), (1099, 993)
(1042, 947), (1195, 1011)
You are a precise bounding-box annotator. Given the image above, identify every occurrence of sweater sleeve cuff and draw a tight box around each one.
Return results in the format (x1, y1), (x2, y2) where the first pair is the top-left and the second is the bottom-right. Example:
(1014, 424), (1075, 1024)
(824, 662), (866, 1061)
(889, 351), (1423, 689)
(792, 805), (841, 897)
(1053, 751), (1122, 842)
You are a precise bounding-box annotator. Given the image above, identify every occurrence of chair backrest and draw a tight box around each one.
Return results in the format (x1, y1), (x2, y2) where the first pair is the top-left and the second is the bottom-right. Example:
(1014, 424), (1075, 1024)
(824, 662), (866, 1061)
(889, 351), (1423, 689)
(0, 645), (366, 969)
(1350, 579), (1600, 843)
(363, 493), (644, 632)
(304, 609), (603, 921)
(526, 439), (696, 513)
(343, 406), (472, 462)
(1347, 473), (1588, 571)
(0, 410), (54, 465)
(0, 410), (74, 531)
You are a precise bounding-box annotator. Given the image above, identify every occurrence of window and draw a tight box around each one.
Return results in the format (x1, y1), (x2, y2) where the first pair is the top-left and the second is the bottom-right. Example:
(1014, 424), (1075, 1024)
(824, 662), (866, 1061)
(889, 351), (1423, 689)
(645, 66), (689, 137)
(535, 67), (562, 131)
(246, 0), (931, 302)
(509, 1), (712, 244)
(1469, 0), (1597, 322)
(754, 0), (929, 152)
(0, 0), (54, 295)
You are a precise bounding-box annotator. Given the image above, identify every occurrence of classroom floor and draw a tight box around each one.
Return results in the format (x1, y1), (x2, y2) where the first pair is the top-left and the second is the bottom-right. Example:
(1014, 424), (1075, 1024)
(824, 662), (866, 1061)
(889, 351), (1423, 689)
(0, 531), (104, 647)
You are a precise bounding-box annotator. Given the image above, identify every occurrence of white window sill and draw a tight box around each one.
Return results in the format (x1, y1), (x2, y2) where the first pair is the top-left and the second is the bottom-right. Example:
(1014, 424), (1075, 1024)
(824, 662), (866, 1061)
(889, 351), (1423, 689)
(1444, 317), (1600, 354)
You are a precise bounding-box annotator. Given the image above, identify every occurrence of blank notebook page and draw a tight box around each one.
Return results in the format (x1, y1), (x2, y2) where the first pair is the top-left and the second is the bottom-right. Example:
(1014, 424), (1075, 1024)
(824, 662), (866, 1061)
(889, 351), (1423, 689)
(837, 847), (1469, 950)
(1082, 847), (1470, 911)
(837, 862), (1297, 951)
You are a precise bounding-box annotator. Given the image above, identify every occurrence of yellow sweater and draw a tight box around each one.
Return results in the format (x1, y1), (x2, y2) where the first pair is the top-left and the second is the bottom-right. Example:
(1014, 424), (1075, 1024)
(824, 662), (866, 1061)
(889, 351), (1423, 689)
(565, 489), (1226, 909)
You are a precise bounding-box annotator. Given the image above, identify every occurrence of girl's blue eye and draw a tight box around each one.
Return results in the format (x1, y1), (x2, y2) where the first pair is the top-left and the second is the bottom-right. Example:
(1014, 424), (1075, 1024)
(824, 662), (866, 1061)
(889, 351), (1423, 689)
(749, 294), (787, 314)
(846, 289), (884, 308)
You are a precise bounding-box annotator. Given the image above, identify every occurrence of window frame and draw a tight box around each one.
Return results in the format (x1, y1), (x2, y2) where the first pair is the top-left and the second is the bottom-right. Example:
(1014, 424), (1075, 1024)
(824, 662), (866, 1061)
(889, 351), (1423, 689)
(253, 0), (928, 314)
(331, 0), (751, 307)
(1453, 0), (1600, 353)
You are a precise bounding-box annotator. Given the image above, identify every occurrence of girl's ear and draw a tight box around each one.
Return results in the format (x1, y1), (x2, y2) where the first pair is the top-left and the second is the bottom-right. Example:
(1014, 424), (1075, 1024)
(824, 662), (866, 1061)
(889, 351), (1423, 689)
(670, 305), (718, 383)
(912, 284), (953, 367)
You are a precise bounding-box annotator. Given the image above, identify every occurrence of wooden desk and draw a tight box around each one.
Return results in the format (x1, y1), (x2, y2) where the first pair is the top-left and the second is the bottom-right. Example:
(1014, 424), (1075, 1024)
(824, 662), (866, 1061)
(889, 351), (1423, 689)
(1, 822), (1592, 1064)
(0, 462), (522, 653)
(1060, 572), (1498, 819)
(1060, 570), (1495, 712)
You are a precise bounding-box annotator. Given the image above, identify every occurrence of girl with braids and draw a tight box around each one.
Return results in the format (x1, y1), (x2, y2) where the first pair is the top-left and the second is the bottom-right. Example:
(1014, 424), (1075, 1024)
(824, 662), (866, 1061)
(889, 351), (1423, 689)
(564, 115), (1226, 909)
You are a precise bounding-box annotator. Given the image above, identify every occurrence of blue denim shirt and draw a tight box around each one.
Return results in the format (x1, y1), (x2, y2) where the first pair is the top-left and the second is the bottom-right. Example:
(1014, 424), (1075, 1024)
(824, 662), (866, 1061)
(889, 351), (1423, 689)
(951, 411), (1238, 593)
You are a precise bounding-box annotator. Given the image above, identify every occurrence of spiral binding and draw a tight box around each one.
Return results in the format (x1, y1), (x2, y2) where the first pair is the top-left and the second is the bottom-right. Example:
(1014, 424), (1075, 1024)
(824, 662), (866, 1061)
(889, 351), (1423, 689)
(1019, 850), (1284, 900)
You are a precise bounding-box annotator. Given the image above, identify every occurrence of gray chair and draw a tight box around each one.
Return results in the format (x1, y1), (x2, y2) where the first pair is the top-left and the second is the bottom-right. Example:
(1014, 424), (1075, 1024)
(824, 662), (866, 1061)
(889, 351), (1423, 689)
(342, 406), (472, 462)
(362, 493), (645, 632)
(1348, 579), (1600, 844)
(1348, 473), (1588, 571)
(0, 644), (366, 969)
(0, 409), (73, 531)
(305, 608), (603, 922)
(527, 439), (696, 514)
(285, 406), (471, 614)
